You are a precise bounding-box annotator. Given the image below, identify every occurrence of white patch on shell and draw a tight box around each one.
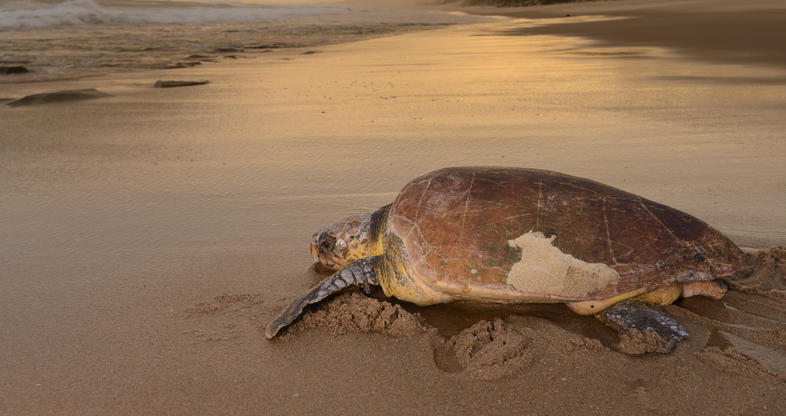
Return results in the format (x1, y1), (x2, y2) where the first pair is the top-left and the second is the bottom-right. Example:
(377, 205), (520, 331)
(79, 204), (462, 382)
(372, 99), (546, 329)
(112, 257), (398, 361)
(506, 231), (620, 297)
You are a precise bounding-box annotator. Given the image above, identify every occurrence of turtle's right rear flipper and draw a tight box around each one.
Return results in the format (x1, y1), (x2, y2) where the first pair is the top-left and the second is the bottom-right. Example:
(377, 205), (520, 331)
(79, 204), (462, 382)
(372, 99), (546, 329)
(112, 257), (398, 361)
(265, 256), (381, 339)
(597, 301), (688, 354)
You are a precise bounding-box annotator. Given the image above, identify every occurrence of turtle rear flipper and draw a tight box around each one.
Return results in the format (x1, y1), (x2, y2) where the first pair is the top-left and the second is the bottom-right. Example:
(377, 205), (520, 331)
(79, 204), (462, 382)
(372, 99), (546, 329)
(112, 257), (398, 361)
(265, 255), (381, 339)
(597, 301), (688, 354)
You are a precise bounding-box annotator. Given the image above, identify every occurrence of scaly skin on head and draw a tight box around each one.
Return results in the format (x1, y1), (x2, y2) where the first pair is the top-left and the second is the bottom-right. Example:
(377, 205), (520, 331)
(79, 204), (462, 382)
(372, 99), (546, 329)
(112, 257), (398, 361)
(311, 205), (390, 270)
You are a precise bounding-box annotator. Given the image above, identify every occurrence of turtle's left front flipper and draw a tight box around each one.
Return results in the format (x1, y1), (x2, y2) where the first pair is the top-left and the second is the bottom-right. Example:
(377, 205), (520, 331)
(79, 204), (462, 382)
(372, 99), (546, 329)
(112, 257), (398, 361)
(265, 256), (381, 339)
(597, 301), (688, 354)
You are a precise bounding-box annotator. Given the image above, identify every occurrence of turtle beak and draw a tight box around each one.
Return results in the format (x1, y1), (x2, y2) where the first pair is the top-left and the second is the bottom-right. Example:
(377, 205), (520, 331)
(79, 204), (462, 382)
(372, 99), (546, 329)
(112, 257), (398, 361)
(310, 240), (319, 262)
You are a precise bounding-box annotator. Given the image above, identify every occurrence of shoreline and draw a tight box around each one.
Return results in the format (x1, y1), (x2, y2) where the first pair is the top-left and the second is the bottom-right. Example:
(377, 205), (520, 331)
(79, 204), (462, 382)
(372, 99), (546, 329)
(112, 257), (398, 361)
(5, 0), (786, 86)
(0, 3), (499, 84)
(0, 20), (461, 84)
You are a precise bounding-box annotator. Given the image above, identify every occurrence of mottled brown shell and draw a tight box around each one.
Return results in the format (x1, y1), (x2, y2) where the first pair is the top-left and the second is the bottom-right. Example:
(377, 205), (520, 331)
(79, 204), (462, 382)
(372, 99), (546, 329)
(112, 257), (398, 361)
(387, 167), (742, 301)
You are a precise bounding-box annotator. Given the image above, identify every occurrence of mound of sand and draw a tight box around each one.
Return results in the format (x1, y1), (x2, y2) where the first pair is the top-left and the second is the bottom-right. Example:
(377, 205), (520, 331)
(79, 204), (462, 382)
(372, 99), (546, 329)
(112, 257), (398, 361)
(285, 292), (429, 337)
(728, 246), (786, 296)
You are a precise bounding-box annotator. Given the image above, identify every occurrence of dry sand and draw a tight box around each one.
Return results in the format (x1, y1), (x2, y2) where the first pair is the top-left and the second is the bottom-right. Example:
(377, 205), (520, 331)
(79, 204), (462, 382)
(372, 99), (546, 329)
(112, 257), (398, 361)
(1, 0), (785, 414)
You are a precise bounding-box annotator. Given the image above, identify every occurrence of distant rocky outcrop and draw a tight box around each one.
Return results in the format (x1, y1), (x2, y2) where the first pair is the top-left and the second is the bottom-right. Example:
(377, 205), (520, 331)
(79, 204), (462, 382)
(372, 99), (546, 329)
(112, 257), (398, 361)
(213, 47), (243, 53)
(154, 80), (210, 88)
(167, 62), (202, 69)
(1, 66), (29, 75)
(6, 89), (109, 107)
(461, 0), (593, 5)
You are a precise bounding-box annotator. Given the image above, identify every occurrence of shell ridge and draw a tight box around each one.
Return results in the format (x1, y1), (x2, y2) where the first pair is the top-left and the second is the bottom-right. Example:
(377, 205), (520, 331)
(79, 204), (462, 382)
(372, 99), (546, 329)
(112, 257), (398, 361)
(475, 213), (533, 229)
(601, 198), (618, 264)
(639, 200), (680, 242)
(457, 172), (476, 246)
(535, 179), (543, 230)
(550, 177), (641, 202)
(413, 176), (434, 221)
(553, 180), (603, 198)
(406, 176), (435, 242)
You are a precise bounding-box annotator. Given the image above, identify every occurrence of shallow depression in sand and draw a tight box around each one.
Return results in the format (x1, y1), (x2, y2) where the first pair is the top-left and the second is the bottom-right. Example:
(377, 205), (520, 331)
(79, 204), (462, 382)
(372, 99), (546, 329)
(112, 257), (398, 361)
(434, 318), (533, 380)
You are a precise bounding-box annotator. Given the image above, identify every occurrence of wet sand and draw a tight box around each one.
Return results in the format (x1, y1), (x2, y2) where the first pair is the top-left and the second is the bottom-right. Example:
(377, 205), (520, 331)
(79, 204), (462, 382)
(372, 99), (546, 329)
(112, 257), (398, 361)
(469, 0), (786, 67)
(0, 17), (479, 83)
(1, 0), (785, 414)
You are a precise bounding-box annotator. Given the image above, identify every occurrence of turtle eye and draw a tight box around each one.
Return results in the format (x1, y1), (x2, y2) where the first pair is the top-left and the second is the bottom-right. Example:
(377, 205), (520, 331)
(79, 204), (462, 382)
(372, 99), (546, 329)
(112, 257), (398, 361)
(317, 232), (336, 254)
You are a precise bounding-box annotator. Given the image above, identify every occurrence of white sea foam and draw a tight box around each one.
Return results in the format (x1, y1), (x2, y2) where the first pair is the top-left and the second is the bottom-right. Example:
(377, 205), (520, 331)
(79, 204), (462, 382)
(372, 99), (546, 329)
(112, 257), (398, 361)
(0, 0), (342, 28)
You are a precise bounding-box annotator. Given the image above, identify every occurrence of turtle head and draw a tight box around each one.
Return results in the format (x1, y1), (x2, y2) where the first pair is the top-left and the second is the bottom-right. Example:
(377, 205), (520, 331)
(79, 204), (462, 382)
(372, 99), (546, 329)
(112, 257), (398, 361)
(311, 205), (390, 271)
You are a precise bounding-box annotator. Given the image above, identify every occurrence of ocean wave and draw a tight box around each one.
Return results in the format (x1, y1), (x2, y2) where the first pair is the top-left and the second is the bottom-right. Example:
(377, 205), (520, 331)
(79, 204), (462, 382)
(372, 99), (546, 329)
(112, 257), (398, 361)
(0, 0), (342, 28)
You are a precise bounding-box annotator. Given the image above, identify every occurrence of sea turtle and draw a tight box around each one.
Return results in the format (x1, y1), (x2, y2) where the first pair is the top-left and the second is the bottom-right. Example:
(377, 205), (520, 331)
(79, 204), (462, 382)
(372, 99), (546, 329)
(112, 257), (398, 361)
(266, 167), (742, 352)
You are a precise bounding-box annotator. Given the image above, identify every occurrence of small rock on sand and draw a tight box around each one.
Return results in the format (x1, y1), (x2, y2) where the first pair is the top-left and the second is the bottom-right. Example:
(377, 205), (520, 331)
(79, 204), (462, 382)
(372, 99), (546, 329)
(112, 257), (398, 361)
(1, 66), (29, 75)
(167, 62), (201, 69)
(248, 42), (293, 49)
(154, 80), (210, 88)
(6, 89), (110, 107)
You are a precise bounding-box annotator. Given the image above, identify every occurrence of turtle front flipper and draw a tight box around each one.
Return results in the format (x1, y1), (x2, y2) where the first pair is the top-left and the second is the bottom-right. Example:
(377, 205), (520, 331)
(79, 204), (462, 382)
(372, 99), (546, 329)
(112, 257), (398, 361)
(597, 301), (688, 354)
(265, 255), (381, 339)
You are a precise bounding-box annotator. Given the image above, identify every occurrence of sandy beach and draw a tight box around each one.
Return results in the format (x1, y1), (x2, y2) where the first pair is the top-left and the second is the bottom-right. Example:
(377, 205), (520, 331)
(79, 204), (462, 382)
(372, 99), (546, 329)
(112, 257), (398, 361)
(1, 0), (785, 414)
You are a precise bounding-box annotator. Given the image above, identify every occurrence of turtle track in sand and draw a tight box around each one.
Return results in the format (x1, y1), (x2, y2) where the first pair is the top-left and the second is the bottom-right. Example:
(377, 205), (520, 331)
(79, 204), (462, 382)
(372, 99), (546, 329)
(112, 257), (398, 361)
(432, 315), (609, 380)
(269, 247), (785, 380)
(279, 292), (609, 380)
(434, 319), (534, 380)
(284, 291), (430, 337)
(727, 246), (786, 296)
